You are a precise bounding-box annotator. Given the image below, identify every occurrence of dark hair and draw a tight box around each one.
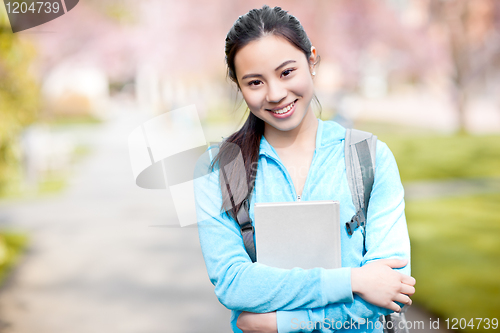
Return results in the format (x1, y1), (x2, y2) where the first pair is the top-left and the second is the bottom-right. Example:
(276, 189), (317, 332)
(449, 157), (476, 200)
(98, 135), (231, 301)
(213, 5), (318, 220)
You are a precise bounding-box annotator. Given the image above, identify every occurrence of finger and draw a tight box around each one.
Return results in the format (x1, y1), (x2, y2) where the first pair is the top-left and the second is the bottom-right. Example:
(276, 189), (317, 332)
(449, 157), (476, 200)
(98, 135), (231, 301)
(386, 301), (402, 313)
(401, 274), (416, 286)
(400, 283), (415, 296)
(394, 293), (412, 306)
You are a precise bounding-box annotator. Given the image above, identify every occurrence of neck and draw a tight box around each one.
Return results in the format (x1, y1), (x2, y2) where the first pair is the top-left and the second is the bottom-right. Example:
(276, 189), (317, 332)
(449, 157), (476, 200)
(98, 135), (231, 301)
(264, 107), (318, 149)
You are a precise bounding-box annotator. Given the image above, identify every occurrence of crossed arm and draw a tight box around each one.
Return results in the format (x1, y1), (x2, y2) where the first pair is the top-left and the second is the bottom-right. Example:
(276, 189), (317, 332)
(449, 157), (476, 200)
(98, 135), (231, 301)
(237, 259), (416, 333)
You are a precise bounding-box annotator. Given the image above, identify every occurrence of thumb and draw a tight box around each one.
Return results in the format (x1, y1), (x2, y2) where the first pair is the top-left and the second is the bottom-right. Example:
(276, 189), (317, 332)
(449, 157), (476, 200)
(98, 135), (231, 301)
(376, 258), (408, 268)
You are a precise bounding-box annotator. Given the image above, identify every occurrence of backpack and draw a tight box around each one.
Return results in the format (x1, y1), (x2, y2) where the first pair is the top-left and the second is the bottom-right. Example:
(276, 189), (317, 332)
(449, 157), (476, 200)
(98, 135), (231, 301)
(221, 128), (409, 333)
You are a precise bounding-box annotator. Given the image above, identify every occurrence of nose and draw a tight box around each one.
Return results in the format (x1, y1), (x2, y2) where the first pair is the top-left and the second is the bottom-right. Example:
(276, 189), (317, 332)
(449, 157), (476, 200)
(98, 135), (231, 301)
(266, 80), (287, 104)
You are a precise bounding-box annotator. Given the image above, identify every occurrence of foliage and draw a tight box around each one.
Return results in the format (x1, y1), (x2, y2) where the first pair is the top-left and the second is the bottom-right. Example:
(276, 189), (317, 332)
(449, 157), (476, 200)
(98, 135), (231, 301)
(0, 232), (28, 286)
(0, 9), (40, 195)
(406, 193), (500, 331)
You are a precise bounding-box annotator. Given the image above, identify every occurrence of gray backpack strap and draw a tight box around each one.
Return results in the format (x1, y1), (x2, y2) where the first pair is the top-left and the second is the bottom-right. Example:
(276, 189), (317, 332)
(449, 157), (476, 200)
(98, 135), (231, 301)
(236, 199), (256, 262)
(344, 128), (377, 236)
(220, 164), (257, 263)
(214, 139), (257, 263)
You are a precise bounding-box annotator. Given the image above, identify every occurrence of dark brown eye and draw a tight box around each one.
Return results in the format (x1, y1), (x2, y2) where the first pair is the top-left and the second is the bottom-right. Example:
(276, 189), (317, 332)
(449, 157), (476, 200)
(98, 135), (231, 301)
(281, 68), (295, 77)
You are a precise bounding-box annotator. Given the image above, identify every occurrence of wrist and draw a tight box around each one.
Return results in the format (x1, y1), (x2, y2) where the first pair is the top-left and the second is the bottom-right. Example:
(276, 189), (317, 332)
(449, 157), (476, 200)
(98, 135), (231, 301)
(265, 312), (278, 333)
(351, 267), (362, 294)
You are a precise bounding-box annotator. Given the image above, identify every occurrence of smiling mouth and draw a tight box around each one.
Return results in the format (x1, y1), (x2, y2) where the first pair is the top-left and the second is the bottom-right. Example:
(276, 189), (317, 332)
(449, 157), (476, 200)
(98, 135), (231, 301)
(267, 99), (298, 115)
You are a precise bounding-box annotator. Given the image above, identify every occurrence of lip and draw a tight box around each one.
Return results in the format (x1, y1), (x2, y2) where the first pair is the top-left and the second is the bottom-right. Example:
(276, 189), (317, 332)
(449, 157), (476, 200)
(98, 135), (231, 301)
(267, 99), (298, 119)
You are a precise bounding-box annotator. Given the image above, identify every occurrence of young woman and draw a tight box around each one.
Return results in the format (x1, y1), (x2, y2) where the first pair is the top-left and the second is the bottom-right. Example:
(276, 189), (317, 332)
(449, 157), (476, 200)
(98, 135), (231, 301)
(194, 5), (415, 333)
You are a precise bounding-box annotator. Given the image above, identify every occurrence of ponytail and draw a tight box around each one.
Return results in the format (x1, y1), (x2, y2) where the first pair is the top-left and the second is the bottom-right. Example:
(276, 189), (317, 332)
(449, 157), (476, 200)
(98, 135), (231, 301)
(212, 112), (264, 220)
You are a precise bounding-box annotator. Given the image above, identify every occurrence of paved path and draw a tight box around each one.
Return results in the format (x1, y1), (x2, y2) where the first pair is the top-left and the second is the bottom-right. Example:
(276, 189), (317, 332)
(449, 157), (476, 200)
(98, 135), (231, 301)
(1, 112), (490, 332)
(0, 111), (231, 333)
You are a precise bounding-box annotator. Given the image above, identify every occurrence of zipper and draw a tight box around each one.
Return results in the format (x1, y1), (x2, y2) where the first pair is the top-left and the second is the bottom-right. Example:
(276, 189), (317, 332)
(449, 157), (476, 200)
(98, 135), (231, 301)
(300, 149), (317, 201)
(263, 148), (318, 202)
(262, 152), (298, 201)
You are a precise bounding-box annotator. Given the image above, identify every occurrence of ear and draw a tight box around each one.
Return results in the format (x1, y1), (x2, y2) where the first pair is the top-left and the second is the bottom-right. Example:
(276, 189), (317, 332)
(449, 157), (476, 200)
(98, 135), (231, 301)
(309, 46), (318, 72)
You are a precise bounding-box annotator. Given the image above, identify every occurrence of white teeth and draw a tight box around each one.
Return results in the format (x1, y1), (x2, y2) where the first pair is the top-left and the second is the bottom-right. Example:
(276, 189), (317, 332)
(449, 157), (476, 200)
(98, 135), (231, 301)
(272, 102), (294, 114)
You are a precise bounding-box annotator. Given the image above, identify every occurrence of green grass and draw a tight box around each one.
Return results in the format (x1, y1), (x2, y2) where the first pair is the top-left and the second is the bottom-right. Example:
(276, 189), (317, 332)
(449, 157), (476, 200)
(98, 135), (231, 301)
(0, 232), (28, 286)
(406, 193), (500, 331)
(378, 133), (500, 183)
(73, 144), (92, 160)
(42, 114), (102, 126)
(0, 168), (69, 199)
(38, 174), (67, 194)
(355, 121), (500, 182)
(0, 143), (92, 200)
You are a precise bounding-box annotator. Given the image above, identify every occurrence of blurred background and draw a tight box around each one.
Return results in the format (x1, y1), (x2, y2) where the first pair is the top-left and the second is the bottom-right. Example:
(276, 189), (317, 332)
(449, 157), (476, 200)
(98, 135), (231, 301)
(0, 0), (499, 332)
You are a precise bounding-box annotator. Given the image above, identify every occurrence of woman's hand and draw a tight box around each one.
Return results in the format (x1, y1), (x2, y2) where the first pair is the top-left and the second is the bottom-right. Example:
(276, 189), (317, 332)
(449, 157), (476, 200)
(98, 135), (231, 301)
(237, 311), (278, 333)
(351, 258), (416, 312)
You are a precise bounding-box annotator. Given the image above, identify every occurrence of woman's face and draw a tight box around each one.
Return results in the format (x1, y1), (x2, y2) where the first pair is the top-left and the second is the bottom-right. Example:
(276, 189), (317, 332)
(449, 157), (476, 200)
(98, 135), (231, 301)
(234, 35), (316, 133)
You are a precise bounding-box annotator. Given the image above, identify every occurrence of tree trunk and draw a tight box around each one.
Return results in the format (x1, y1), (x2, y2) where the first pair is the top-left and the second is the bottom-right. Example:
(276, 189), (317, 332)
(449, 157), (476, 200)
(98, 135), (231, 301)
(455, 87), (468, 135)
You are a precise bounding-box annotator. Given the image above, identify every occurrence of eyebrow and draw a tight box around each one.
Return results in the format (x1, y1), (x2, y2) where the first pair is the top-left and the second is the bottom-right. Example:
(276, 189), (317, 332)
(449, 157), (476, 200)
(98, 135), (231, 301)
(241, 60), (297, 80)
(275, 60), (296, 72)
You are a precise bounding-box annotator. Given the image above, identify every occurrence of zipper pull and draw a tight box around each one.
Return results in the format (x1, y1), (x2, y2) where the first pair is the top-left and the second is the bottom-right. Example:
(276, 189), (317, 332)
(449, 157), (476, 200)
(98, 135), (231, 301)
(297, 195), (301, 201)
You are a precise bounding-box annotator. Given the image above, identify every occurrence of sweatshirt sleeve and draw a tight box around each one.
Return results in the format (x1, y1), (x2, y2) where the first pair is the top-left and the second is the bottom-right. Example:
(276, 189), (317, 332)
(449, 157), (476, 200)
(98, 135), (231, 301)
(275, 140), (411, 332)
(276, 296), (393, 333)
(194, 148), (353, 313)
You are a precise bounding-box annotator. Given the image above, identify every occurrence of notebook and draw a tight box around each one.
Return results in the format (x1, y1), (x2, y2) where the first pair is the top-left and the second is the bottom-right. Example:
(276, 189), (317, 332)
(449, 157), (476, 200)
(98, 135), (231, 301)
(254, 200), (341, 270)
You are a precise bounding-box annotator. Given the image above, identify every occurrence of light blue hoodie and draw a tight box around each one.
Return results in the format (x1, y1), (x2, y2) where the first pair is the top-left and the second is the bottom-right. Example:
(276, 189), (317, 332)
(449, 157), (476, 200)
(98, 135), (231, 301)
(194, 119), (410, 333)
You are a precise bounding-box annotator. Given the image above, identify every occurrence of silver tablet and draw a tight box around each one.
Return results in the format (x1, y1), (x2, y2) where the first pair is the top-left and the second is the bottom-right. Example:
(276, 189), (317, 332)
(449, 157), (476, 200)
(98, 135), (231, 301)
(254, 200), (341, 270)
